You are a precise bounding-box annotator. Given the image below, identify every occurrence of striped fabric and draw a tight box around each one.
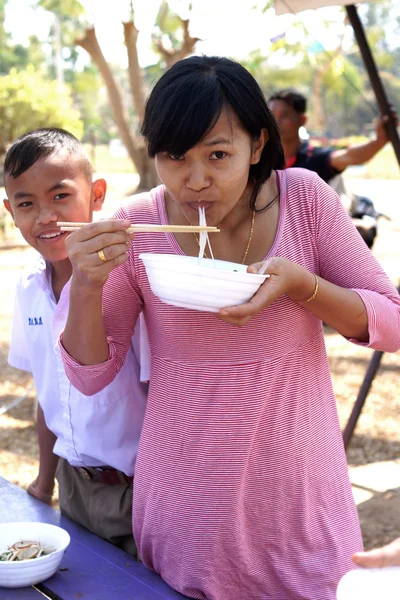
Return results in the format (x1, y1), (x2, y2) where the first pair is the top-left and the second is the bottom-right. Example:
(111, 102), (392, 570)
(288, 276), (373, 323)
(62, 169), (400, 600)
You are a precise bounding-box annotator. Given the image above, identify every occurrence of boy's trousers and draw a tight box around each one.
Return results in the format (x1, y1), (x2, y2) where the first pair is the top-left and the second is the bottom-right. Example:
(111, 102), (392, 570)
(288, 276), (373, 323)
(56, 458), (137, 557)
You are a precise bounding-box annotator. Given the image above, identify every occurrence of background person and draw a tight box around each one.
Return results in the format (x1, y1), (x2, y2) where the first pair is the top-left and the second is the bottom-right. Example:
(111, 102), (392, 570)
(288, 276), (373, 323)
(268, 88), (395, 183)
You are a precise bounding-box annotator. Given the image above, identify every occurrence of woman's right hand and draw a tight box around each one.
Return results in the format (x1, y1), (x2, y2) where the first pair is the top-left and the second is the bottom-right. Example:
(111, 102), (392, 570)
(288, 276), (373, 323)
(65, 219), (132, 289)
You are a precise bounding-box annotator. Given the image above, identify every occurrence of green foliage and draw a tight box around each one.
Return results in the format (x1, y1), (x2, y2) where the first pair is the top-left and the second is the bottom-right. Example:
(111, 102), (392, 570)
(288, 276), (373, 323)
(71, 67), (105, 139)
(152, 0), (191, 54)
(243, 50), (311, 98)
(0, 66), (83, 152)
(0, 0), (42, 74)
(37, 0), (84, 19)
(322, 56), (362, 100)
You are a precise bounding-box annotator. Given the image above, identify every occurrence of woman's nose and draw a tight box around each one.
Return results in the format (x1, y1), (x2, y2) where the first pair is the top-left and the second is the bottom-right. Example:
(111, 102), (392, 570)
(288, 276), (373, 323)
(185, 164), (210, 192)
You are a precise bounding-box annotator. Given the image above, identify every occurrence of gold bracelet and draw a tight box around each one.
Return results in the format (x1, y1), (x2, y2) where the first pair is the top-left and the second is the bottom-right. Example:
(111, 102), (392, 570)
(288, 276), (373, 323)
(305, 273), (319, 302)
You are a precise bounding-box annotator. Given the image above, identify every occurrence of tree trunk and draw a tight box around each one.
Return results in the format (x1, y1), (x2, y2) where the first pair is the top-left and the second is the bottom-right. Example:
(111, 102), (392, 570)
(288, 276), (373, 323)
(53, 16), (64, 91)
(123, 20), (147, 124)
(122, 21), (159, 191)
(76, 10), (199, 192)
(76, 27), (159, 189)
(136, 147), (159, 192)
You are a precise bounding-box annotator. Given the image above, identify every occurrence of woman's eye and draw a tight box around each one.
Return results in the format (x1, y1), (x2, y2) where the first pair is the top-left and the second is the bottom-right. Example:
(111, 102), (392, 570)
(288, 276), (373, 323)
(168, 154), (184, 161)
(210, 151), (226, 160)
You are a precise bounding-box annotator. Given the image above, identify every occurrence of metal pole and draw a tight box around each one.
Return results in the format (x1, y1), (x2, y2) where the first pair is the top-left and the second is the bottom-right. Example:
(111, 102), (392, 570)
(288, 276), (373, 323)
(342, 350), (383, 450)
(345, 4), (400, 165)
(342, 5), (400, 447)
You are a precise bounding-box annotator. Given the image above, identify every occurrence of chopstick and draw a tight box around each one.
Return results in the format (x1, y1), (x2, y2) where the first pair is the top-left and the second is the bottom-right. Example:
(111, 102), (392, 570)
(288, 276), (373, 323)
(56, 222), (220, 234)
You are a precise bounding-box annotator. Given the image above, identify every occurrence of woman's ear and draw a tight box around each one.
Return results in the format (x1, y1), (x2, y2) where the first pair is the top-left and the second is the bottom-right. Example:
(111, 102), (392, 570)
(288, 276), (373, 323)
(251, 129), (269, 165)
(91, 178), (107, 212)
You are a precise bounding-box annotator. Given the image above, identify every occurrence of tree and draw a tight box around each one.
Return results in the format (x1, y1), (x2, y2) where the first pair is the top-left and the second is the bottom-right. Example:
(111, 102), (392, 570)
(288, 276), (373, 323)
(245, 6), (369, 137)
(0, 66), (83, 155)
(0, 0), (45, 74)
(37, 0), (86, 87)
(39, 0), (199, 191)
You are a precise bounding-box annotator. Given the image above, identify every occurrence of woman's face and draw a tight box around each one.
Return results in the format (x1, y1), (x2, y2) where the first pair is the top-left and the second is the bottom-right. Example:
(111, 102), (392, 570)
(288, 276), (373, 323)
(155, 108), (267, 226)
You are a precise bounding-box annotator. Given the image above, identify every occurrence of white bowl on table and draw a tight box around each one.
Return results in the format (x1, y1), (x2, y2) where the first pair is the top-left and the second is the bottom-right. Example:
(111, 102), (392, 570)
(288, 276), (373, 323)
(337, 566), (400, 600)
(0, 522), (70, 588)
(139, 254), (269, 313)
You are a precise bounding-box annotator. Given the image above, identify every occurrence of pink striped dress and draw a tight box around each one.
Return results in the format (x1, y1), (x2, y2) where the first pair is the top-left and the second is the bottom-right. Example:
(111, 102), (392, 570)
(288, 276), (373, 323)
(62, 169), (400, 600)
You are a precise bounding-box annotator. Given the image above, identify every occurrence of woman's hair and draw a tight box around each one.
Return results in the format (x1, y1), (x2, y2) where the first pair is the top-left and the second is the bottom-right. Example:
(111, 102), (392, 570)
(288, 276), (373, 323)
(141, 55), (284, 211)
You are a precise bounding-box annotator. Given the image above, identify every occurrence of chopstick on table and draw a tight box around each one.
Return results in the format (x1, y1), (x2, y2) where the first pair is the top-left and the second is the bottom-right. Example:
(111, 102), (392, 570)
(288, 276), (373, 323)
(56, 221), (220, 234)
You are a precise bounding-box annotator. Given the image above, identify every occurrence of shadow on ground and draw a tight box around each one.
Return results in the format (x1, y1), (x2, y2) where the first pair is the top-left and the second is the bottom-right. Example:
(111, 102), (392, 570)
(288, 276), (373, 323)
(356, 487), (400, 549)
(347, 434), (400, 466)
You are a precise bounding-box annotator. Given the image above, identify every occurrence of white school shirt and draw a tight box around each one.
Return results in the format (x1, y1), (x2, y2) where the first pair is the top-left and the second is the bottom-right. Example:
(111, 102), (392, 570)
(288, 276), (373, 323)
(8, 256), (149, 476)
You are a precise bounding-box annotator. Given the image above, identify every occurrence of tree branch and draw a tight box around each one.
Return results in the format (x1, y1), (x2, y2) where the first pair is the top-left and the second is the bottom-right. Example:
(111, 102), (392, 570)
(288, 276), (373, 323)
(76, 27), (142, 170)
(123, 20), (147, 123)
(153, 15), (200, 69)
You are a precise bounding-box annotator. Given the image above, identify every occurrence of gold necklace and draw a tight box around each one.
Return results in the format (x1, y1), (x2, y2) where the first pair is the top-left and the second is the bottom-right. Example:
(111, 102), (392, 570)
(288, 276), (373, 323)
(194, 209), (256, 265)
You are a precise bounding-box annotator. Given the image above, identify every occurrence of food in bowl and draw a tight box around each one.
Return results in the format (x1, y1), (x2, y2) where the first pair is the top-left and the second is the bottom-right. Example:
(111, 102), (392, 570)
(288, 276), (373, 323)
(0, 522), (70, 588)
(0, 540), (55, 562)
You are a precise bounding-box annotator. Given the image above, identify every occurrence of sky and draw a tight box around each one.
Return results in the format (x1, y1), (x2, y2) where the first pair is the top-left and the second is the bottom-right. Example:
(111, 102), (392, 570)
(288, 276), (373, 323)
(4, 0), (350, 68)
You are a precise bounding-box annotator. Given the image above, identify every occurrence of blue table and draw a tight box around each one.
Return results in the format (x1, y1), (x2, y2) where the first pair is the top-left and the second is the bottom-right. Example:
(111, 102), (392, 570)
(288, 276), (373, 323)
(0, 477), (186, 600)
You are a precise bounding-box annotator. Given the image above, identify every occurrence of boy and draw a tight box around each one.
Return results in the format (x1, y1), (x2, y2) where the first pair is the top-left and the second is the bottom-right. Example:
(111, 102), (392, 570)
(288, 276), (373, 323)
(4, 128), (147, 556)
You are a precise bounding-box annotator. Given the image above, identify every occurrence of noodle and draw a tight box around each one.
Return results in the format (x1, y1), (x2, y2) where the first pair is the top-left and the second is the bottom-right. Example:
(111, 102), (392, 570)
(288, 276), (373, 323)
(198, 206), (215, 266)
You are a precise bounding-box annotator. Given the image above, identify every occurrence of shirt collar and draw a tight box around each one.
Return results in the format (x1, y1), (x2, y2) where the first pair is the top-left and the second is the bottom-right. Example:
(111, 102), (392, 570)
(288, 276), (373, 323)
(26, 256), (53, 293)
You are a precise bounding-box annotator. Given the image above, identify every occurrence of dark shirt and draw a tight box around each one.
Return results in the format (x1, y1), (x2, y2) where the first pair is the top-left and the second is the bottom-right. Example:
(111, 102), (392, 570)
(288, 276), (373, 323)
(286, 140), (343, 183)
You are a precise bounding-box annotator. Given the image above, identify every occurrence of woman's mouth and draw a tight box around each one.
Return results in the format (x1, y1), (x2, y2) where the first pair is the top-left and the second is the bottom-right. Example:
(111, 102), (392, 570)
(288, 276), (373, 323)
(188, 202), (213, 212)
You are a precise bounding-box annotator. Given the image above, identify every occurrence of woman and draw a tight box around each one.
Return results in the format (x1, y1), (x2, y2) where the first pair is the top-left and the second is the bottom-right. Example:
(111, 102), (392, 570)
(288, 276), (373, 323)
(60, 56), (400, 600)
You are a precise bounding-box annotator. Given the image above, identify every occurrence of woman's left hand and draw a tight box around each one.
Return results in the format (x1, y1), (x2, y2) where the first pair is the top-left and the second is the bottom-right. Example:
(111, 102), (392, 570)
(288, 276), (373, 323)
(217, 257), (315, 326)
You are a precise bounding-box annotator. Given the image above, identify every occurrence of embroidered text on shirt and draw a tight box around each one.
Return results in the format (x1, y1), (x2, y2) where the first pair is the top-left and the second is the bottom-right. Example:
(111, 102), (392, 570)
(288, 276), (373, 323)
(28, 317), (43, 325)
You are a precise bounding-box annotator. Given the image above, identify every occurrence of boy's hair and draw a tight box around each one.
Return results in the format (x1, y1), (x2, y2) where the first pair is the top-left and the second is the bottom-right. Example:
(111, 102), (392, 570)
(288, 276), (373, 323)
(268, 89), (307, 115)
(4, 127), (93, 182)
(141, 55), (284, 212)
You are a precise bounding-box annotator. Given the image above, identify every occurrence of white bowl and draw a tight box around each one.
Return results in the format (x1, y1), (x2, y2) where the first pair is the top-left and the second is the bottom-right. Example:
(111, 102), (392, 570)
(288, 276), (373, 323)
(0, 522), (70, 588)
(139, 253), (269, 313)
(337, 566), (400, 600)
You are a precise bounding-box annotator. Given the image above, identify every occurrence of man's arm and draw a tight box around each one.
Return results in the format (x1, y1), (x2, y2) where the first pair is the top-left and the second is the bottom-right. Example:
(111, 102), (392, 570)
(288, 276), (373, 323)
(330, 112), (396, 171)
(27, 404), (58, 505)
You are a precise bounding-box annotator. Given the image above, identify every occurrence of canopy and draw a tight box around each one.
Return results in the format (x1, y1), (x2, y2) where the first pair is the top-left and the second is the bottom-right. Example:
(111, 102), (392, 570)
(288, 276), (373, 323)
(275, 0), (370, 15)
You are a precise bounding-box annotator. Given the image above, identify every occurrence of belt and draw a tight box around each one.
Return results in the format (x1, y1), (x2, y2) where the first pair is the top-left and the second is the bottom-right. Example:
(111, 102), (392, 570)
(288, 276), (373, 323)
(75, 466), (133, 486)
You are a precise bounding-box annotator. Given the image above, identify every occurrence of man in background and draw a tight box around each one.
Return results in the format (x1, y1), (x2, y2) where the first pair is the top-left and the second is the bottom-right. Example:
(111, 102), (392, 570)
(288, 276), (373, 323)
(268, 88), (394, 183)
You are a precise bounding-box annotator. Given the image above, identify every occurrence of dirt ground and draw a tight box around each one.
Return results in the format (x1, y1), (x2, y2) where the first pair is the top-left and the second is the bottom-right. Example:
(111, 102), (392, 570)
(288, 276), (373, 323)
(0, 176), (399, 550)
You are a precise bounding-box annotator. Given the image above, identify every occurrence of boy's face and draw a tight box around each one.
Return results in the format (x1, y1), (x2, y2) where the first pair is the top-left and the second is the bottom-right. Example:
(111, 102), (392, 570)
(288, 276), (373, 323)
(4, 150), (105, 264)
(268, 99), (306, 145)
